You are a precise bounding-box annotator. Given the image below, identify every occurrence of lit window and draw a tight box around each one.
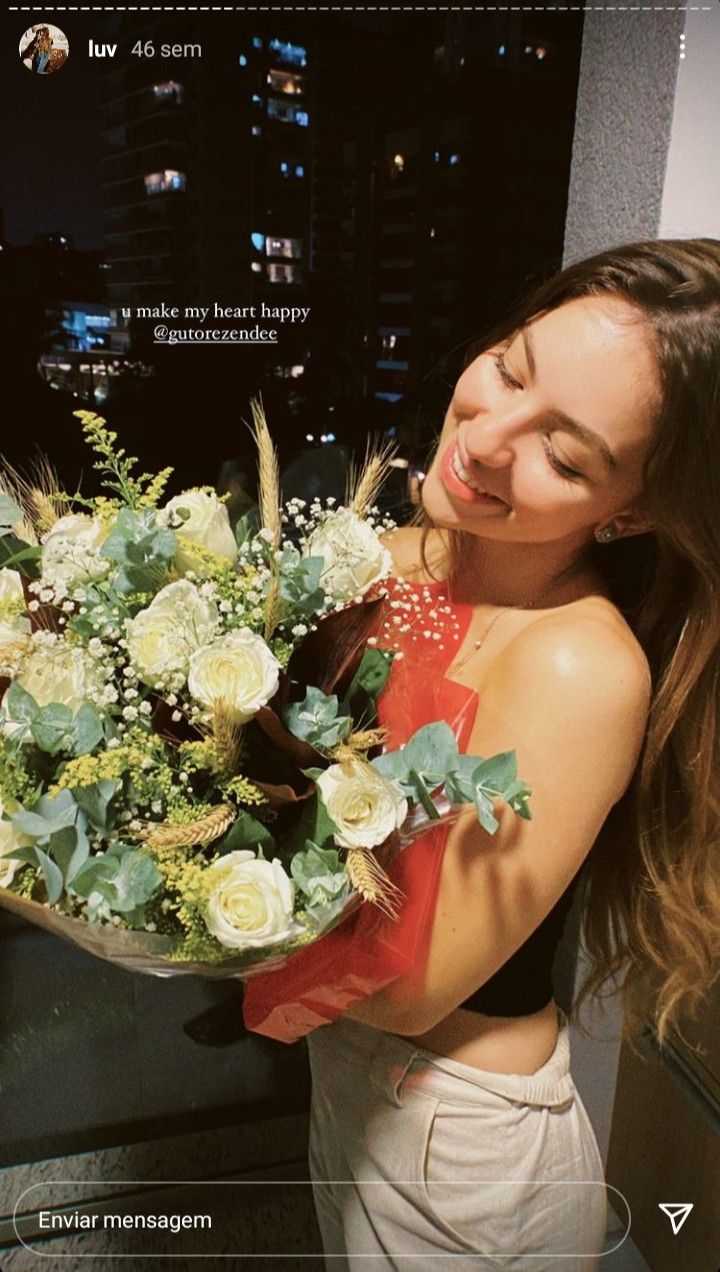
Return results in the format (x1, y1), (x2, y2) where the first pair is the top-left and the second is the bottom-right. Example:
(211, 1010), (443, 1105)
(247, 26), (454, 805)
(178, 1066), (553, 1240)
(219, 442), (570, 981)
(153, 81), (184, 104)
(267, 262), (299, 283)
(238, 54), (248, 67)
(251, 261), (262, 273)
(252, 125), (262, 137)
(265, 236), (302, 259)
(392, 154), (404, 172)
(295, 163), (305, 178)
(267, 68), (304, 95)
(253, 36), (263, 49)
(536, 45), (548, 60)
(429, 226), (436, 238)
(267, 99), (309, 126)
(433, 150), (440, 163)
(144, 169), (186, 195)
(268, 38), (307, 68)
(280, 161), (290, 176)
(381, 334), (397, 352)
(252, 93), (263, 105)
(251, 232), (265, 251)
(449, 153), (460, 166)
(498, 44), (506, 56)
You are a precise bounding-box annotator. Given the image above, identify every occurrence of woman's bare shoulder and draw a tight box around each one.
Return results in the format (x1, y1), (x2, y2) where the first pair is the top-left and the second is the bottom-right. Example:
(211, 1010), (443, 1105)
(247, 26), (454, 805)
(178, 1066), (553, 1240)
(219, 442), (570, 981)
(506, 599), (653, 710)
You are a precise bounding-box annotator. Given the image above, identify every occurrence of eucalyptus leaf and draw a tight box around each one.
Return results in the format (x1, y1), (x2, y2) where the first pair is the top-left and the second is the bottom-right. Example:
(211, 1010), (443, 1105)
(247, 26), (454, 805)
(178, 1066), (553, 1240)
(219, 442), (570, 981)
(30, 703), (74, 755)
(473, 788), (499, 835)
(73, 779), (119, 834)
(0, 493), (22, 531)
(13, 789), (78, 840)
(372, 721), (459, 791)
(47, 822), (90, 884)
(216, 809), (274, 853)
(109, 850), (163, 911)
(282, 686), (351, 752)
(71, 853), (120, 899)
(101, 507), (176, 595)
(71, 849), (162, 912)
(72, 703), (105, 756)
(3, 682), (39, 728)
(35, 846), (64, 904)
(290, 841), (350, 909)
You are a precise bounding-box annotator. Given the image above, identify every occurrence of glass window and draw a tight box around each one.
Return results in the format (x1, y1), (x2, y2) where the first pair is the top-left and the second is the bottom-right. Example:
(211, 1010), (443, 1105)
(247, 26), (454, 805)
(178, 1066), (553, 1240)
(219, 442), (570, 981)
(267, 99), (309, 126)
(267, 262), (299, 283)
(251, 125), (262, 137)
(251, 232), (265, 252)
(295, 163), (305, 178)
(238, 54), (248, 67)
(265, 236), (302, 259)
(153, 81), (184, 104)
(268, 38), (307, 68)
(267, 68), (304, 95)
(253, 36), (263, 49)
(251, 261), (262, 273)
(144, 169), (186, 196)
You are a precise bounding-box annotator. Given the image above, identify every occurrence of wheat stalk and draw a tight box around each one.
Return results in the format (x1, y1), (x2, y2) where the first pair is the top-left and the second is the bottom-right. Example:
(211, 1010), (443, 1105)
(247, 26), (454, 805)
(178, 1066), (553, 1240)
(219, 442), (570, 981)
(209, 704), (245, 775)
(346, 847), (403, 919)
(247, 395), (282, 638)
(346, 437), (397, 520)
(138, 804), (235, 850)
(331, 728), (389, 763)
(0, 455), (69, 541)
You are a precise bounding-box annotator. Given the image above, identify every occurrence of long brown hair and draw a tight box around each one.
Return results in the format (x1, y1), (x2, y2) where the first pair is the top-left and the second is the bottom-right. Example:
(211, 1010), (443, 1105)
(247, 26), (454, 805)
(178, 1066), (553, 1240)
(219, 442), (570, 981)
(415, 239), (720, 1044)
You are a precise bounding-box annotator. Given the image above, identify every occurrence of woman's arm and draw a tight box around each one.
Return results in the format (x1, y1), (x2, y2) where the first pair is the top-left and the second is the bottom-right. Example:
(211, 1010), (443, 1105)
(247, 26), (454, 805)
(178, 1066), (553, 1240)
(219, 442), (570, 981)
(344, 615), (651, 1035)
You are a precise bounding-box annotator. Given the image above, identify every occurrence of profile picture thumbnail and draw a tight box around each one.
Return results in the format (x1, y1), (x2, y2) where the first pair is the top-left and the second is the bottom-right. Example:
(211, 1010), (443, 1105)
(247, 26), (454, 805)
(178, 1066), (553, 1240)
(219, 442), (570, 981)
(19, 23), (69, 76)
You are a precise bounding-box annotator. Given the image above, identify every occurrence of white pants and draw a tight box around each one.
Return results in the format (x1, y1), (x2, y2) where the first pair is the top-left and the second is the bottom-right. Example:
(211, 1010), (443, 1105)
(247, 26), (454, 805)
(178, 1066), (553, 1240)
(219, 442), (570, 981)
(307, 1013), (607, 1271)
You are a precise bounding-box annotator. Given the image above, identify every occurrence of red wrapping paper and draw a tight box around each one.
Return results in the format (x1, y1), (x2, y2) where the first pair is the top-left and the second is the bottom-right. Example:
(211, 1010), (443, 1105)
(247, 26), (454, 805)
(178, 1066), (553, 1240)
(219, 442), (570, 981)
(242, 580), (477, 1043)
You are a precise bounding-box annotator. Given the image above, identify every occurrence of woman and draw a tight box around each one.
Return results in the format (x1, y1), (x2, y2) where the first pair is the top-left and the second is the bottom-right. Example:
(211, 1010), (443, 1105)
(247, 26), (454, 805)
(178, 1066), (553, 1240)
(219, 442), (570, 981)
(22, 26), (53, 74)
(305, 239), (720, 1269)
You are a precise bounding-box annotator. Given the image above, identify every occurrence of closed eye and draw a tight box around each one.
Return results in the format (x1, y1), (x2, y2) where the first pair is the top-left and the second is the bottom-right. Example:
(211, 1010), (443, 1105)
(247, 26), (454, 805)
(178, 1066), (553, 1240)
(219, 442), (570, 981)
(492, 352), (585, 483)
(492, 351), (523, 391)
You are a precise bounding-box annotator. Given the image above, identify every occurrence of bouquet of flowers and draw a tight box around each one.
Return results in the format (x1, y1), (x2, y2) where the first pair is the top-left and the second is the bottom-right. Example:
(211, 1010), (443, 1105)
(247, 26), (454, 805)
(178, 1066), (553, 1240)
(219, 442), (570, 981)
(0, 401), (531, 984)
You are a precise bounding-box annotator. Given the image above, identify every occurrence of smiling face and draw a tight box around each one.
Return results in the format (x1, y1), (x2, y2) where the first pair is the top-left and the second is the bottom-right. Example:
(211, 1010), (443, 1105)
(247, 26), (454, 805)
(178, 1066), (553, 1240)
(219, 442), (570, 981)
(422, 296), (661, 552)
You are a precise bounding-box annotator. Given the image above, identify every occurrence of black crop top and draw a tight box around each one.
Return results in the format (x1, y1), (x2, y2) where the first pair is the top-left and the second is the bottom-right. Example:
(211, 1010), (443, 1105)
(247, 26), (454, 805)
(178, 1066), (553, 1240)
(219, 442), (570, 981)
(459, 873), (579, 1017)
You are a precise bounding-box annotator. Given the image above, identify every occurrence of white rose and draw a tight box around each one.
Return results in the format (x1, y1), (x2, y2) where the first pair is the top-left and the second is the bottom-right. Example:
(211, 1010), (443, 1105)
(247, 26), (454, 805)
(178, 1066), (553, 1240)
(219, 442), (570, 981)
(41, 513), (109, 589)
(203, 849), (295, 950)
(126, 579), (220, 689)
(316, 757), (408, 850)
(0, 796), (30, 888)
(303, 508), (392, 602)
(161, 490), (238, 570)
(16, 636), (105, 714)
(0, 568), (30, 653)
(188, 628), (280, 720)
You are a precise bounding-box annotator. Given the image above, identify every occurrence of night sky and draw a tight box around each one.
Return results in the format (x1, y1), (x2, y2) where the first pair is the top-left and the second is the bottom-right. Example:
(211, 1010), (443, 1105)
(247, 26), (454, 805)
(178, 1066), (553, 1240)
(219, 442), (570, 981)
(0, 12), (111, 249)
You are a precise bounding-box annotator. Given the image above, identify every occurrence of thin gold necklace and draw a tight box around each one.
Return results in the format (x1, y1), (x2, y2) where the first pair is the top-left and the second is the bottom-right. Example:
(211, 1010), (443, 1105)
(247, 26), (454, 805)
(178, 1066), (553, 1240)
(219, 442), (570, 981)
(445, 572), (574, 678)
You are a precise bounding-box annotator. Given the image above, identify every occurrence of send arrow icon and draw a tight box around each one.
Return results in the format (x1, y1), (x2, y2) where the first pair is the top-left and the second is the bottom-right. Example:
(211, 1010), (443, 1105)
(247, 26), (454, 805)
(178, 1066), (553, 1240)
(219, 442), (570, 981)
(658, 1203), (693, 1235)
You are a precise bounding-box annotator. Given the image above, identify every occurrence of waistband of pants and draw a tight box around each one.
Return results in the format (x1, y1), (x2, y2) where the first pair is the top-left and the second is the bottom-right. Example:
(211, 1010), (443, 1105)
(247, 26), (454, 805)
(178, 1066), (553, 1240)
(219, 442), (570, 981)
(322, 1012), (576, 1111)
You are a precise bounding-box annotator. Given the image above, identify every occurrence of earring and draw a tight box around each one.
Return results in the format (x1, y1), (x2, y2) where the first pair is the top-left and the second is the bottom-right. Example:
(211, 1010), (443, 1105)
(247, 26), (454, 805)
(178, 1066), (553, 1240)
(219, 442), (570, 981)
(594, 524), (617, 543)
